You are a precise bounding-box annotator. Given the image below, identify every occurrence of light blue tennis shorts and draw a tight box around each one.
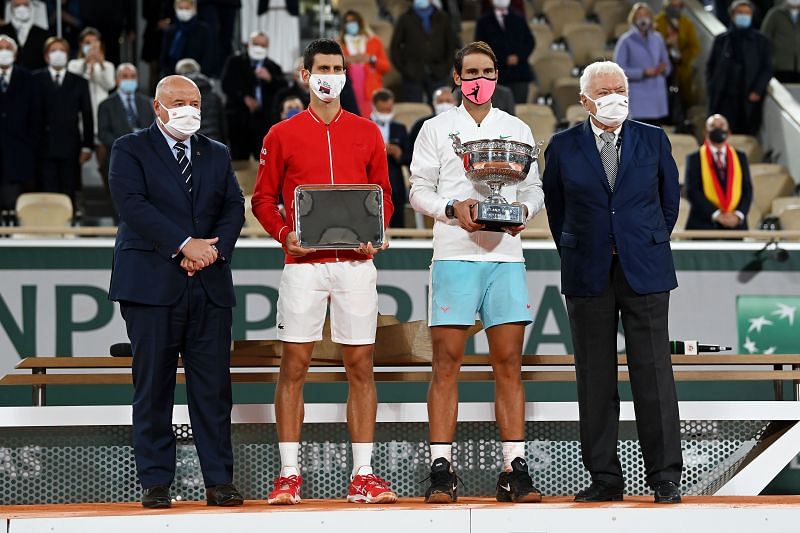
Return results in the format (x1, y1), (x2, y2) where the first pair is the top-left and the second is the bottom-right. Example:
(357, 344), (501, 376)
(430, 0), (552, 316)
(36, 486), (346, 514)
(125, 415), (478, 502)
(429, 260), (533, 328)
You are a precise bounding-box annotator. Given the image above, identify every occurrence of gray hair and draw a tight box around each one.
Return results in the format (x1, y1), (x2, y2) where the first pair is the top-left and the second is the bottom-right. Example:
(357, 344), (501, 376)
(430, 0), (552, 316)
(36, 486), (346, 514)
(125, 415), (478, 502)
(0, 34), (18, 52)
(249, 31), (268, 43)
(175, 58), (201, 75)
(174, 0), (196, 6)
(579, 61), (628, 96)
(115, 62), (137, 77)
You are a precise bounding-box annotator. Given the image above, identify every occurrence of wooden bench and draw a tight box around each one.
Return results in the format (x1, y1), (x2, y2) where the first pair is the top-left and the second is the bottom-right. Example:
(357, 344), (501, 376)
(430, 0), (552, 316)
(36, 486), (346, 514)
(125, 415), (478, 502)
(3, 345), (800, 406)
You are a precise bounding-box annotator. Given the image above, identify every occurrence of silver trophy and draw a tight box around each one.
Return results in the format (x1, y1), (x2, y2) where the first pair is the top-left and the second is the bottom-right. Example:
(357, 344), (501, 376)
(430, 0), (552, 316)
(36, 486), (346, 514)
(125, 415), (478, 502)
(450, 134), (541, 232)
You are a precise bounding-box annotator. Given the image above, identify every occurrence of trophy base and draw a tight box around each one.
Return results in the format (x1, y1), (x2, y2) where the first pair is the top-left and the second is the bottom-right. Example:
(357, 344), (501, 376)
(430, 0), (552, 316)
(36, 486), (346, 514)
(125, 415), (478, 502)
(475, 201), (524, 232)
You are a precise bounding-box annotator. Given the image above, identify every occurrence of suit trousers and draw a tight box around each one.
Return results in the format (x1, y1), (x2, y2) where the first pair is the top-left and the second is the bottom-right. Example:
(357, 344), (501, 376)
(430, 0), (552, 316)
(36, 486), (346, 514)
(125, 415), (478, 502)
(120, 276), (234, 489)
(566, 257), (682, 488)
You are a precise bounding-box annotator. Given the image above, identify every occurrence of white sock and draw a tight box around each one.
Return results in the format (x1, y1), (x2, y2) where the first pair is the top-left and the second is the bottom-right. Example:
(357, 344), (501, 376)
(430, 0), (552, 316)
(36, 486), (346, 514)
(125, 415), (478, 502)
(278, 442), (300, 477)
(351, 442), (374, 478)
(430, 443), (453, 465)
(502, 441), (525, 472)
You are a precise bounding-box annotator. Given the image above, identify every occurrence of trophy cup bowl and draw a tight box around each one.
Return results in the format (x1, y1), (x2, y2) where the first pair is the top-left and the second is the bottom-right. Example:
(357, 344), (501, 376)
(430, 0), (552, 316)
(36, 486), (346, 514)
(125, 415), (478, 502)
(450, 134), (541, 232)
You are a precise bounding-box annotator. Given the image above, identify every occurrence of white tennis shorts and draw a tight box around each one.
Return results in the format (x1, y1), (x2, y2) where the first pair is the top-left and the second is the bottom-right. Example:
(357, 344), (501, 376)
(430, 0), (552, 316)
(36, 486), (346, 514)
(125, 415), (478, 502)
(276, 260), (378, 345)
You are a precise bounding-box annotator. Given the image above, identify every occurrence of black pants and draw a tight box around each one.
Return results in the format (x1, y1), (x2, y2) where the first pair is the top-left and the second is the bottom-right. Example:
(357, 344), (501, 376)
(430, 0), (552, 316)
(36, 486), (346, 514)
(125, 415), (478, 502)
(40, 157), (80, 204)
(120, 277), (234, 489)
(566, 257), (682, 488)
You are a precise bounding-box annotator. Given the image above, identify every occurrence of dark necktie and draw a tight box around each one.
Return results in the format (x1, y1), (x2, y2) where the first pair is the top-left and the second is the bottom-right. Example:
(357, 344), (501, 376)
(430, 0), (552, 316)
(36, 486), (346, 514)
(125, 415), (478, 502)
(54, 72), (61, 87)
(175, 142), (193, 193)
(125, 94), (138, 128)
(0, 72), (8, 92)
(600, 132), (618, 191)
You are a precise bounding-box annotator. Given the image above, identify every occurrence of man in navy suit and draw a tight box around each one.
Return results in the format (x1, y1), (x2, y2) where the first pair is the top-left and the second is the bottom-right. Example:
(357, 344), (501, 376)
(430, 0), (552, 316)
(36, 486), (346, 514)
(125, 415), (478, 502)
(108, 75), (245, 508)
(370, 88), (408, 228)
(542, 61), (682, 504)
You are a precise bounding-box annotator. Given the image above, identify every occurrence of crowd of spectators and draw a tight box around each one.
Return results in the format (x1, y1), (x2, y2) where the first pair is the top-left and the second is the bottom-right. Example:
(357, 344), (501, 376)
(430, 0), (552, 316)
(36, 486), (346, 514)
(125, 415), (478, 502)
(0, 0), (798, 229)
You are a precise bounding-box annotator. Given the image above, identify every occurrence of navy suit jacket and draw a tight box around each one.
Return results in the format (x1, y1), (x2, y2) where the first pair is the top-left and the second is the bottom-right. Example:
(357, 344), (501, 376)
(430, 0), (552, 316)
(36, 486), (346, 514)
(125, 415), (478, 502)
(542, 119), (680, 296)
(684, 149), (752, 230)
(108, 123), (244, 307)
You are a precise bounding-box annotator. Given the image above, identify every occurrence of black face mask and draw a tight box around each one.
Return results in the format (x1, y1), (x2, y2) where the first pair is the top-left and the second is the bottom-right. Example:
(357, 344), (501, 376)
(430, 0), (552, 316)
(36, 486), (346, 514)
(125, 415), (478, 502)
(708, 128), (728, 144)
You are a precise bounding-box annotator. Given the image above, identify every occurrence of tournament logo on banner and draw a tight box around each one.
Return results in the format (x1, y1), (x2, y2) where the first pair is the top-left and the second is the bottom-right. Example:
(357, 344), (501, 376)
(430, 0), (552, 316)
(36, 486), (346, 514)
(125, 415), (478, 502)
(737, 296), (800, 354)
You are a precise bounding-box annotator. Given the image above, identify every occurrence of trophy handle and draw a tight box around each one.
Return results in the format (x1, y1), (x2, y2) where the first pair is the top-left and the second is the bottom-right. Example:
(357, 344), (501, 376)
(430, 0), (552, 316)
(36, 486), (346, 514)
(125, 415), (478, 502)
(449, 133), (465, 156)
(532, 139), (545, 159)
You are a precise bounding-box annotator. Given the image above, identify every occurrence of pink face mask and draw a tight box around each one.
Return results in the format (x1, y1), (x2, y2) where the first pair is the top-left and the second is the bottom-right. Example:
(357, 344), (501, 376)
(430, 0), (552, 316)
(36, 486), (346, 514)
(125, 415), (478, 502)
(460, 77), (497, 105)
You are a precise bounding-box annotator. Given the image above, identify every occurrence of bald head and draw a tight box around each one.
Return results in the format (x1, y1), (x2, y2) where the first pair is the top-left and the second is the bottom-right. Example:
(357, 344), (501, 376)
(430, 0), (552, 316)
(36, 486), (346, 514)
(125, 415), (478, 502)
(705, 113), (729, 132)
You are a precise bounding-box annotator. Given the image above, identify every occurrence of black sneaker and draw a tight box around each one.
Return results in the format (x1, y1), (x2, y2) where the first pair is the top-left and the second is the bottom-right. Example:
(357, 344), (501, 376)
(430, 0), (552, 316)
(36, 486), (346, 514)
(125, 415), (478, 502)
(423, 457), (459, 503)
(496, 457), (542, 503)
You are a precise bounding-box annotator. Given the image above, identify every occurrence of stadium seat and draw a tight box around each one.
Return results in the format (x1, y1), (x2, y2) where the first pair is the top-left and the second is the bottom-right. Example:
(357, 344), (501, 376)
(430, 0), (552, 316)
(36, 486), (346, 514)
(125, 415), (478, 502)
(530, 22), (554, 61)
(461, 20), (476, 47)
(530, 0), (548, 16)
(614, 22), (630, 40)
(15, 193), (73, 237)
(772, 196), (800, 216)
(370, 20), (393, 49)
(551, 76), (581, 120)
(563, 22), (606, 67)
(243, 195), (267, 237)
(516, 103), (557, 143)
(543, 0), (586, 40)
(528, 206), (550, 232)
(232, 158), (258, 196)
(728, 134), (764, 164)
(393, 102), (432, 130)
(565, 103), (588, 125)
(675, 197), (691, 232)
(750, 164), (795, 218)
(778, 206), (800, 231)
(666, 132), (699, 185)
(593, 0), (630, 40)
(526, 82), (540, 105)
(338, 0), (380, 23)
(532, 50), (574, 96)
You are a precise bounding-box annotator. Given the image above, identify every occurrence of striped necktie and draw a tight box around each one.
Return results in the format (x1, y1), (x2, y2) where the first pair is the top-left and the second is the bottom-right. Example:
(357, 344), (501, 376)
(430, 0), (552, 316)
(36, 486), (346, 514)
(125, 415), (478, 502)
(0, 72), (8, 93)
(600, 132), (618, 191)
(175, 142), (193, 193)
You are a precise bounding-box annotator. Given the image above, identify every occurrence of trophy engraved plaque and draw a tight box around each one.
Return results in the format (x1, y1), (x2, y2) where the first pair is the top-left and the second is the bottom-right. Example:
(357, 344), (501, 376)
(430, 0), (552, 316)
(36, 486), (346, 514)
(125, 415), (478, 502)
(294, 184), (384, 249)
(450, 134), (542, 232)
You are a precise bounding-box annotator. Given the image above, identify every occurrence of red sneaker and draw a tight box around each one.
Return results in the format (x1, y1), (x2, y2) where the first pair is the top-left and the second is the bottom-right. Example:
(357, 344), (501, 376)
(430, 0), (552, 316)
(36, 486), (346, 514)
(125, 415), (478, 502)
(347, 472), (398, 504)
(267, 474), (302, 505)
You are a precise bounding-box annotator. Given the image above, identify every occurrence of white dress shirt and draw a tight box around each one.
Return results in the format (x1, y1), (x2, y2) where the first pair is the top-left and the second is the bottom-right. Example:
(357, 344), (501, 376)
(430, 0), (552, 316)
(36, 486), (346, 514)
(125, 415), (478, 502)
(158, 124), (193, 253)
(409, 104), (544, 262)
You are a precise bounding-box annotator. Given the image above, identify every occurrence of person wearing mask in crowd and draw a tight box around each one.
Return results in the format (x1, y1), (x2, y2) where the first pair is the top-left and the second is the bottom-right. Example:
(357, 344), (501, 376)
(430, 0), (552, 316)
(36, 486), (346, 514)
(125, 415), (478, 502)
(371, 88), (407, 228)
(142, 0), (174, 95)
(68, 27), (115, 174)
(707, 0), (772, 135)
(542, 60), (682, 505)
(338, 10), (391, 118)
(3, 0), (47, 30)
(409, 41), (544, 505)
(161, 0), (212, 76)
(761, 0), (800, 83)
(108, 74), (245, 509)
(221, 31), (286, 161)
(34, 36), (92, 204)
(685, 114), (753, 231)
(279, 95), (304, 120)
(239, 0), (300, 73)
(407, 86), (455, 151)
(196, 0), (241, 77)
(271, 57), (309, 123)
(0, 34), (41, 217)
(614, 3), (672, 124)
(251, 38), (396, 507)
(475, 0), (535, 104)
(175, 58), (226, 143)
(390, 0), (459, 103)
(97, 63), (156, 186)
(0, 0), (49, 70)
(654, 0), (700, 114)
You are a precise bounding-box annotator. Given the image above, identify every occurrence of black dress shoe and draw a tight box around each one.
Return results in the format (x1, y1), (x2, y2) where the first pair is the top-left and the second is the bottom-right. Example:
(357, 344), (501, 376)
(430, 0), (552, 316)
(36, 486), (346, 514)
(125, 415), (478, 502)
(142, 486), (171, 508)
(653, 480), (681, 504)
(574, 481), (624, 502)
(207, 483), (244, 506)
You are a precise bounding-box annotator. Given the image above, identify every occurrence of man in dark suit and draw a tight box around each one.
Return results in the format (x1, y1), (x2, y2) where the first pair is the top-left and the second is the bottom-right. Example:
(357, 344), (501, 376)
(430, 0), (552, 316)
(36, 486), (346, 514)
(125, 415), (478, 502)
(0, 0), (49, 70)
(475, 0), (535, 103)
(98, 63), (156, 155)
(34, 36), (93, 203)
(542, 61), (683, 504)
(371, 89), (408, 228)
(685, 113), (753, 230)
(160, 0), (213, 75)
(0, 33), (41, 213)
(221, 30), (286, 161)
(108, 75), (245, 508)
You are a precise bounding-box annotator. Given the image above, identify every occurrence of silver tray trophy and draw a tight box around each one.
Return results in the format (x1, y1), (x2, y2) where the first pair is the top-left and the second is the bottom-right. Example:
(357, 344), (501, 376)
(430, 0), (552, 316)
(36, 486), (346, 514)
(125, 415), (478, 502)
(450, 133), (542, 232)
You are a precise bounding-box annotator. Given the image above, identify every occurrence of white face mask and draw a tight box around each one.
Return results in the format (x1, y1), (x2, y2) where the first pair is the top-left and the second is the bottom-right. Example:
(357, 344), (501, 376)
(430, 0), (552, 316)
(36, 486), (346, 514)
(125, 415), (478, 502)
(158, 101), (201, 140)
(308, 73), (346, 103)
(371, 111), (394, 124)
(48, 50), (67, 68)
(248, 44), (268, 62)
(585, 92), (629, 127)
(493, 0), (511, 8)
(434, 102), (455, 115)
(12, 5), (31, 22)
(0, 49), (14, 67)
(175, 9), (195, 22)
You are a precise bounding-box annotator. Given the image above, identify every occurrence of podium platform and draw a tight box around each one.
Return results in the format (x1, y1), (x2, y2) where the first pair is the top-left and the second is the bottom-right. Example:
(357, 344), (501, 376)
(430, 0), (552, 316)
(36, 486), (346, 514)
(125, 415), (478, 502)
(4, 497), (800, 533)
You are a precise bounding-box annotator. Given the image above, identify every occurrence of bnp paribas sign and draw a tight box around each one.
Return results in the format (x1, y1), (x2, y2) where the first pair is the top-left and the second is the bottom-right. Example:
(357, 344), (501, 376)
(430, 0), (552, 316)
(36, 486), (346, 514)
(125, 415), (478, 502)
(737, 296), (800, 354)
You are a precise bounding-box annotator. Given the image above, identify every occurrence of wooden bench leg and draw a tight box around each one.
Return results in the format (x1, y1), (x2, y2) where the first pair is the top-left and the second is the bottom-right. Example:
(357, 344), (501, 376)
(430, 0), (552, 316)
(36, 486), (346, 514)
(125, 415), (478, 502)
(773, 365), (784, 401)
(32, 368), (46, 407)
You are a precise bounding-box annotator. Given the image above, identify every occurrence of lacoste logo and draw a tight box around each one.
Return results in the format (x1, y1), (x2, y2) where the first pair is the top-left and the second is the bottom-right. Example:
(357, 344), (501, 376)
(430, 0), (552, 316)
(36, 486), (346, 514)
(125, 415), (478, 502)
(499, 483), (511, 491)
(499, 135), (511, 140)
(278, 323), (285, 330)
(440, 306), (450, 313)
